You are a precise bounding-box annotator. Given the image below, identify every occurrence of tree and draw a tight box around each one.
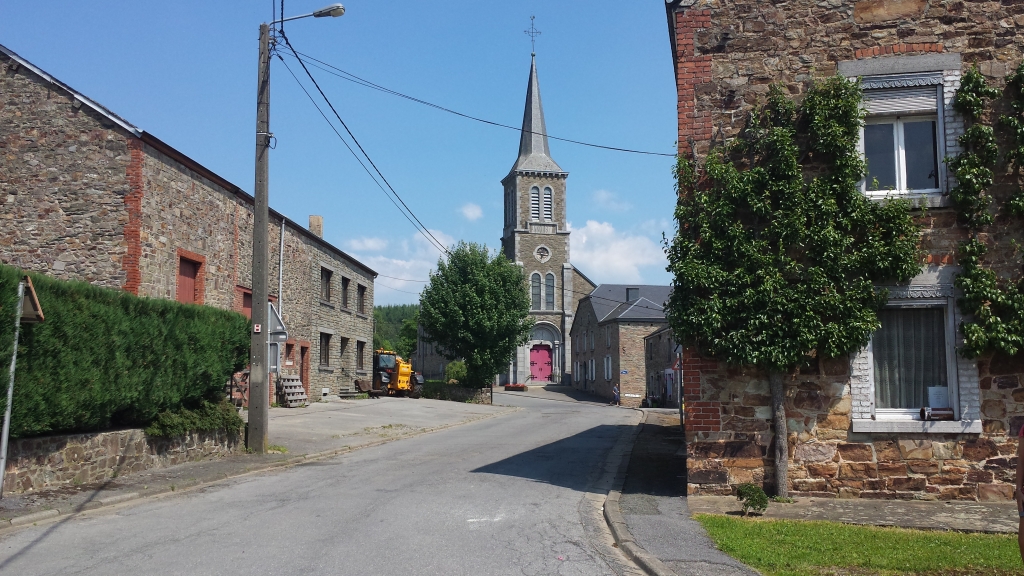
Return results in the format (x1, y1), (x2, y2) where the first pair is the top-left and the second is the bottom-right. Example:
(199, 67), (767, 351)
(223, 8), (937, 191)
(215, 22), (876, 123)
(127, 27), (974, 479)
(420, 241), (532, 387)
(665, 78), (920, 496)
(395, 313), (418, 360)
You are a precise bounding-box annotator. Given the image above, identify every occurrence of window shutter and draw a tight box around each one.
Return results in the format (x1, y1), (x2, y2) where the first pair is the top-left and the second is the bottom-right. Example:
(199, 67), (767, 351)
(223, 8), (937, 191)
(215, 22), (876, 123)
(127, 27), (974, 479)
(863, 87), (938, 116)
(530, 187), (540, 220)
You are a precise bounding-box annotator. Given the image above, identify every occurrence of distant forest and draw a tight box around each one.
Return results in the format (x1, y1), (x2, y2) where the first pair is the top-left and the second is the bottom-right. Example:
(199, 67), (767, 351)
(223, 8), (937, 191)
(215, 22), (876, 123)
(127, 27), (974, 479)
(373, 304), (419, 359)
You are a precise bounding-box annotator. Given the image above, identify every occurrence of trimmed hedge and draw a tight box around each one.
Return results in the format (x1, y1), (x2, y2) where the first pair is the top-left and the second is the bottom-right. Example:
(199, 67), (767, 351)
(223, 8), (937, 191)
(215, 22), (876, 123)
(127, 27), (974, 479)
(145, 399), (244, 438)
(0, 264), (249, 438)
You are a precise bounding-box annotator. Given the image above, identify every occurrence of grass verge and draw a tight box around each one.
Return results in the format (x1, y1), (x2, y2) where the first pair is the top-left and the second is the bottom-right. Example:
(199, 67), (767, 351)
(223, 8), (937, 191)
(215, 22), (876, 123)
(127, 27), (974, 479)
(695, 514), (1024, 576)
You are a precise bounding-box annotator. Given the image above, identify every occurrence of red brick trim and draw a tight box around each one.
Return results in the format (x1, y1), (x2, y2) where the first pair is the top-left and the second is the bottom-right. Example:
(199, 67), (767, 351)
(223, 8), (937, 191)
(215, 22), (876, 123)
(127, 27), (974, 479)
(176, 248), (207, 305)
(854, 43), (944, 59)
(122, 138), (144, 295)
(674, 9), (713, 156)
(686, 401), (722, 432)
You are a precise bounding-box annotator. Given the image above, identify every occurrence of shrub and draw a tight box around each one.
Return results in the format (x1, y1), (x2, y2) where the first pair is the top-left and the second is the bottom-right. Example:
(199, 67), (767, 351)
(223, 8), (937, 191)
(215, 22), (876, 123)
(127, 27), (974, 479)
(445, 361), (467, 384)
(0, 264), (249, 438)
(144, 399), (244, 438)
(736, 483), (769, 516)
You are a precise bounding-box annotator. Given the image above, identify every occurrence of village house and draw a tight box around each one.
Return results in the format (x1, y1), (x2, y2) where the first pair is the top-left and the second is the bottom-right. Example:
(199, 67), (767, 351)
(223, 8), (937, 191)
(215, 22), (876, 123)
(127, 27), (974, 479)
(570, 285), (671, 406)
(665, 0), (1024, 500)
(644, 326), (681, 409)
(0, 43), (376, 402)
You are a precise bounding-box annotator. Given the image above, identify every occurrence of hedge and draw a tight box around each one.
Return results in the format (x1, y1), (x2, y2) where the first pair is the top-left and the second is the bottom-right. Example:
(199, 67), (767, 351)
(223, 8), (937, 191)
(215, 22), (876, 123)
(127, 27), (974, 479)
(0, 264), (249, 438)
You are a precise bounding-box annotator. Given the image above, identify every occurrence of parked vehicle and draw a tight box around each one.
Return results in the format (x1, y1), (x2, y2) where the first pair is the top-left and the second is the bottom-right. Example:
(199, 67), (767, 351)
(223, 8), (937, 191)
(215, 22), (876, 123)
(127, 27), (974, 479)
(373, 349), (424, 398)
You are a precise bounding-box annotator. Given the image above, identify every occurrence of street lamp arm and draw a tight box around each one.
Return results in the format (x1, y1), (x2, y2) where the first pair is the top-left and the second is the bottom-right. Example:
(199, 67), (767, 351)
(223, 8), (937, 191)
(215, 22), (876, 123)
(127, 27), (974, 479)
(270, 3), (345, 24)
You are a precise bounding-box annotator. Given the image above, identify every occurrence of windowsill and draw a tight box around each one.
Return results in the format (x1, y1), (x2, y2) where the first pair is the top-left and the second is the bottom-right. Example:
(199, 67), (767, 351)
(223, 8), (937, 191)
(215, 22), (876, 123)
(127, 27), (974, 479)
(319, 300), (335, 309)
(355, 312), (369, 319)
(865, 191), (951, 208)
(851, 419), (981, 434)
(355, 370), (368, 375)
(318, 366), (334, 373)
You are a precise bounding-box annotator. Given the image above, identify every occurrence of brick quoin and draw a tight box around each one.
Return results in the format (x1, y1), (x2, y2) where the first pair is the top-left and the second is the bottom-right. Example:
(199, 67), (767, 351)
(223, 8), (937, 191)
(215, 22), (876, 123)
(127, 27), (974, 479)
(121, 137), (145, 295)
(674, 9), (713, 157)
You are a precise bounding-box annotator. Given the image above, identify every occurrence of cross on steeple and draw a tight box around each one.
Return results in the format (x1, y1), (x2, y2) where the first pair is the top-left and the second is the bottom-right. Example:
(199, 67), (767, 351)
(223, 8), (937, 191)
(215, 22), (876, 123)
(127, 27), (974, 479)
(524, 16), (541, 55)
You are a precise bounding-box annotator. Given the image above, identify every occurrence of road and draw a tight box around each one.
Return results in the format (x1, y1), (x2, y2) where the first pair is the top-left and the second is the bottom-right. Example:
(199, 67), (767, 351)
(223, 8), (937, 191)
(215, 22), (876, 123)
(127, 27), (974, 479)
(0, 394), (643, 576)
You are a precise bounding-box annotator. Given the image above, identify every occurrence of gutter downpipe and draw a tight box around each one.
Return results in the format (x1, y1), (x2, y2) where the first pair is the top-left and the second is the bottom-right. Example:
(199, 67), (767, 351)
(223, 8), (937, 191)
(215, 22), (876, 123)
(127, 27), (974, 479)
(278, 218), (285, 315)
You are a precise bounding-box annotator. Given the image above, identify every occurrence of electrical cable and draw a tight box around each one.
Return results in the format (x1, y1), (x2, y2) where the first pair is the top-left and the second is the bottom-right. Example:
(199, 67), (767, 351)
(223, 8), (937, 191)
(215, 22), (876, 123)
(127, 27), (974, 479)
(375, 282), (423, 296)
(278, 32), (451, 256)
(377, 274), (429, 282)
(275, 52), (450, 256)
(282, 49), (676, 158)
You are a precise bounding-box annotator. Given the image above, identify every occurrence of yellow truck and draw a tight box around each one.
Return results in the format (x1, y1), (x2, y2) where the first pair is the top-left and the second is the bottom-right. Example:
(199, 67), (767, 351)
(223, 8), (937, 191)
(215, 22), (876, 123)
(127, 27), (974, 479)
(373, 349), (424, 398)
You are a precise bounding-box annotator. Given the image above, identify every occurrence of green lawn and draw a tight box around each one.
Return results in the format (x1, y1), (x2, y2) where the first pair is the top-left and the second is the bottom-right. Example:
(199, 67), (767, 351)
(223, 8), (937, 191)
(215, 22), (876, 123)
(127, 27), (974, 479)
(695, 514), (1024, 576)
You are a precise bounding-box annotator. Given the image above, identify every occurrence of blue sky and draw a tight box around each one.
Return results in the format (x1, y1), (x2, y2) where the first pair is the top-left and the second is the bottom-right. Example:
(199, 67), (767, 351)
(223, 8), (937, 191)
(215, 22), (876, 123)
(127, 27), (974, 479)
(1, 1), (678, 304)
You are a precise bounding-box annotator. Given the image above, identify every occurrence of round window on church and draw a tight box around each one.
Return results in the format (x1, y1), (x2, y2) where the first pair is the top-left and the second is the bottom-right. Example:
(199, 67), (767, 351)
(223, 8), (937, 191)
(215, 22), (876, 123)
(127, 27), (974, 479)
(534, 246), (550, 263)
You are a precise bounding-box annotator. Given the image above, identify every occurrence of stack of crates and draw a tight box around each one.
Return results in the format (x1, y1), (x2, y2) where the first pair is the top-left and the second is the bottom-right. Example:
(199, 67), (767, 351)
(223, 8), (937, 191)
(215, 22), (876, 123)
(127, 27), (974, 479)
(280, 375), (308, 408)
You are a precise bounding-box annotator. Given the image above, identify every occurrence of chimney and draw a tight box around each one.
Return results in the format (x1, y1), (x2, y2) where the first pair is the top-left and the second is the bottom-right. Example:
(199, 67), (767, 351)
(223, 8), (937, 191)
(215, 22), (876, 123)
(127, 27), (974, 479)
(309, 215), (323, 238)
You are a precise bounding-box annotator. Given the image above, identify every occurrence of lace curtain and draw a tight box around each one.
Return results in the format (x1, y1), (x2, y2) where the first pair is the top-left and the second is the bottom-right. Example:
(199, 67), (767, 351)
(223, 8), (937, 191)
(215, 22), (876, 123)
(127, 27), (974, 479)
(873, 308), (947, 409)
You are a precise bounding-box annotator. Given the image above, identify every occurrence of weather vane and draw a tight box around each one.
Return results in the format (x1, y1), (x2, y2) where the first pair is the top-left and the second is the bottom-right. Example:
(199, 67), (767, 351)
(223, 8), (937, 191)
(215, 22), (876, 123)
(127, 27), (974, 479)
(524, 15), (541, 55)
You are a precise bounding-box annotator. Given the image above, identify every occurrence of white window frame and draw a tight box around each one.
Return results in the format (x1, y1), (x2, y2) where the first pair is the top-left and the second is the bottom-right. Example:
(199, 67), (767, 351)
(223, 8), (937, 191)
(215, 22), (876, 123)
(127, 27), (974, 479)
(860, 114), (941, 198)
(604, 355), (612, 381)
(589, 358), (596, 382)
(530, 186), (540, 221)
(851, 285), (981, 434)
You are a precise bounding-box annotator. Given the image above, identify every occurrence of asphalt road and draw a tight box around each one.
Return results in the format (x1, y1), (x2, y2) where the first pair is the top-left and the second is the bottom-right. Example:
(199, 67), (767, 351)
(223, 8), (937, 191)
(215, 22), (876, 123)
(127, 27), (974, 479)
(0, 394), (642, 576)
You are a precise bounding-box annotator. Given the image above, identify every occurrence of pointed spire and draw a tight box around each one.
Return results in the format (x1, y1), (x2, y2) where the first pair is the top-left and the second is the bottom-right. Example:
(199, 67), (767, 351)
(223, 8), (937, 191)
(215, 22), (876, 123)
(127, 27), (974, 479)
(512, 55), (562, 173)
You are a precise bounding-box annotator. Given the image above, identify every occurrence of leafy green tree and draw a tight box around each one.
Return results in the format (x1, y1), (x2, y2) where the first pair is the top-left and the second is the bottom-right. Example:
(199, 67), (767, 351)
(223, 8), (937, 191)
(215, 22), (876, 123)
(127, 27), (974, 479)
(420, 242), (532, 387)
(396, 313), (418, 360)
(666, 78), (920, 496)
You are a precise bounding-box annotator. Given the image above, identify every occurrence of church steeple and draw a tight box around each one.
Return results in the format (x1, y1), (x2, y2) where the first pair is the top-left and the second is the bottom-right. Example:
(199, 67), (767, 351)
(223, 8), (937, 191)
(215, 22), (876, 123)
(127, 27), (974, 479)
(511, 56), (562, 174)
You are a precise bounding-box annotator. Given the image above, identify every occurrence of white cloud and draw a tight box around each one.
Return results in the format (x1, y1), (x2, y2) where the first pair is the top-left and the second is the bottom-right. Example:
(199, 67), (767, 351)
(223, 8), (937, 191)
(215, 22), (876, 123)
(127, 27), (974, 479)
(351, 228), (455, 305)
(591, 189), (632, 212)
(345, 237), (389, 252)
(460, 203), (483, 221)
(568, 220), (666, 284)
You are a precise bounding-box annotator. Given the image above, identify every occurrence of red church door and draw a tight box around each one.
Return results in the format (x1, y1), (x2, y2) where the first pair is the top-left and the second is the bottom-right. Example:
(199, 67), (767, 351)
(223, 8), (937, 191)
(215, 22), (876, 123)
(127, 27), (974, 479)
(530, 345), (552, 382)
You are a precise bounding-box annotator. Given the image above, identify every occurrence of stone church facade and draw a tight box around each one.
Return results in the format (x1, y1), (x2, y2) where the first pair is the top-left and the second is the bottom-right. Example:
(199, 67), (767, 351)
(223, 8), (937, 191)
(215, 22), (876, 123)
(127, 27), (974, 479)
(499, 55), (595, 385)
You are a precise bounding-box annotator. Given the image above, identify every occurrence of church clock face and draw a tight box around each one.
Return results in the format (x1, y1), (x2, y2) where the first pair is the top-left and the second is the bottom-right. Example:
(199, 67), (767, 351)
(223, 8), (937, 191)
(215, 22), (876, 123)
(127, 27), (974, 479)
(534, 246), (551, 263)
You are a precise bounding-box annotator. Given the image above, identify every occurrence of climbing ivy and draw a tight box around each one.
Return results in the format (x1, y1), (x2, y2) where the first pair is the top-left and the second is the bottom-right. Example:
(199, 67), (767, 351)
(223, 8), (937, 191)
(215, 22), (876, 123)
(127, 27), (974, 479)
(949, 66), (1000, 229)
(955, 238), (1024, 358)
(1001, 62), (1024, 216)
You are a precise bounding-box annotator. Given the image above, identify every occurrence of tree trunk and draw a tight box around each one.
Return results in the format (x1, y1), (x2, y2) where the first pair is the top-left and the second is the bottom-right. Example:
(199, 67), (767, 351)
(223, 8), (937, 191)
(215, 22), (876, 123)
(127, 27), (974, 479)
(769, 371), (788, 498)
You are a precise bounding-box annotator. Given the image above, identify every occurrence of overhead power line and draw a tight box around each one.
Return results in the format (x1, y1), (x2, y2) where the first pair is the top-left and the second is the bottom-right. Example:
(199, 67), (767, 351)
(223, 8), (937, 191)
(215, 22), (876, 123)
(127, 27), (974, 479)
(274, 33), (450, 256)
(281, 50), (676, 158)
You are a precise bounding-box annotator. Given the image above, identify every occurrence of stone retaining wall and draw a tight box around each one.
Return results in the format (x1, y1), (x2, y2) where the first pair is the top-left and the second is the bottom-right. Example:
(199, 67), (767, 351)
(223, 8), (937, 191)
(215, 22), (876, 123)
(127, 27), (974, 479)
(2, 428), (240, 494)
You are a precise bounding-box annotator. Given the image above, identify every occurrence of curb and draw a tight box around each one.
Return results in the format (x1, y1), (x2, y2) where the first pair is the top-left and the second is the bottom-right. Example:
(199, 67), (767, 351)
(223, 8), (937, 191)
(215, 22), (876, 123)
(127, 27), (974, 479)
(0, 406), (518, 534)
(603, 410), (679, 576)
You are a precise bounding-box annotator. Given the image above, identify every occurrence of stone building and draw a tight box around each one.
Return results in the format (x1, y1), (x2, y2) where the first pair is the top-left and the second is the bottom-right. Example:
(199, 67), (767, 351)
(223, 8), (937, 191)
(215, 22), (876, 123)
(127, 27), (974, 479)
(0, 43), (376, 402)
(497, 55), (596, 385)
(665, 0), (1024, 500)
(644, 326), (681, 409)
(569, 285), (671, 406)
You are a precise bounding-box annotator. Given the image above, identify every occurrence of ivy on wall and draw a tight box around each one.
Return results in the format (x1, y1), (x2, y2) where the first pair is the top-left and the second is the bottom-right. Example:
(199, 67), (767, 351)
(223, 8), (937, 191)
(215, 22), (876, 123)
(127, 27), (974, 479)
(950, 64), (1024, 358)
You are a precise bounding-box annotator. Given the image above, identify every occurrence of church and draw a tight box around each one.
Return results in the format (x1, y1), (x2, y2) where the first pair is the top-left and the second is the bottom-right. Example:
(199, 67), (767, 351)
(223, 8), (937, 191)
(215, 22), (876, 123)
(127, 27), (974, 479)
(498, 54), (595, 386)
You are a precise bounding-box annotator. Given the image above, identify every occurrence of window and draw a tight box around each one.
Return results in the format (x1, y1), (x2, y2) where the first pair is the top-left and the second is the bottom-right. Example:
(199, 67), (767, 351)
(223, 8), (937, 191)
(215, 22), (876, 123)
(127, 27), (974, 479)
(531, 273), (541, 310)
(626, 287), (639, 302)
(545, 273), (555, 310)
(176, 258), (200, 304)
(859, 82), (943, 197)
(543, 187), (552, 221)
(339, 337), (349, 365)
(590, 331), (595, 351)
(530, 187), (540, 221)
(356, 341), (366, 370)
(342, 277), (350, 308)
(319, 332), (332, 366)
(589, 358), (595, 382)
(285, 343), (294, 366)
(873, 307), (949, 412)
(606, 328), (611, 348)
(357, 284), (367, 314)
(604, 355), (612, 381)
(320, 267), (332, 302)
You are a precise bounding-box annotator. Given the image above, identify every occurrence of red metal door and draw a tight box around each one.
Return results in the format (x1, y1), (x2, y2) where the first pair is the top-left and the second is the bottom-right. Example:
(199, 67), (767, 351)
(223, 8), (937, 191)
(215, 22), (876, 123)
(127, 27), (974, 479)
(177, 259), (198, 303)
(530, 345), (552, 382)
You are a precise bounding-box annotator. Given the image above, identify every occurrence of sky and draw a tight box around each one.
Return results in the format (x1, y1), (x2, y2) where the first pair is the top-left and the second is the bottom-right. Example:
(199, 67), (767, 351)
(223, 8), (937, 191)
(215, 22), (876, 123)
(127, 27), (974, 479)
(0, 1), (679, 304)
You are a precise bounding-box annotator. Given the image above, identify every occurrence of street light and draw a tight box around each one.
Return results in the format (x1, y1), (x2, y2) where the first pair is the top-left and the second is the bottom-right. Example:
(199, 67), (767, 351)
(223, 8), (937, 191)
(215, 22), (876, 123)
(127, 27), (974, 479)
(250, 4), (345, 454)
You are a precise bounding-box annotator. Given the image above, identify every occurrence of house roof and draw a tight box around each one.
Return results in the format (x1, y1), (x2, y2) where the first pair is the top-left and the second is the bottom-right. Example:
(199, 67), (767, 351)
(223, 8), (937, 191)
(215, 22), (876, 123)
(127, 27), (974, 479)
(509, 55), (564, 175)
(0, 43), (377, 279)
(584, 284), (672, 323)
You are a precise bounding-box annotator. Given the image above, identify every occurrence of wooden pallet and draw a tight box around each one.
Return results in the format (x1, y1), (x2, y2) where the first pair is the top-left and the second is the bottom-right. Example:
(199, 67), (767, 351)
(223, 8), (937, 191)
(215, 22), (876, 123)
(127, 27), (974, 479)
(280, 376), (308, 408)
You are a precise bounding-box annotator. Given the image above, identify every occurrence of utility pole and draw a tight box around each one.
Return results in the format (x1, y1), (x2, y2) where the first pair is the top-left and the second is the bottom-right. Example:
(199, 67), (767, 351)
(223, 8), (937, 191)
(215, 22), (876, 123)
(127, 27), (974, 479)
(249, 22), (271, 454)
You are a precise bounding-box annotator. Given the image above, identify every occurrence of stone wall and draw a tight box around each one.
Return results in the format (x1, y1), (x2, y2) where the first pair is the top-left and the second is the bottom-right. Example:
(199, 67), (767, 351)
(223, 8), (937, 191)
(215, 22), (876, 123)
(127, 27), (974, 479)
(0, 53), (131, 289)
(2, 428), (240, 494)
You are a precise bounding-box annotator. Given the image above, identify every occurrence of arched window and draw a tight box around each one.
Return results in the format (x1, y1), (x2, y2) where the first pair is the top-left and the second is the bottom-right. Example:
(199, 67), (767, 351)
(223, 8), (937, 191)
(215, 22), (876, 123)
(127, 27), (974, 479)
(543, 187), (553, 221)
(531, 273), (541, 310)
(545, 273), (555, 310)
(530, 187), (540, 221)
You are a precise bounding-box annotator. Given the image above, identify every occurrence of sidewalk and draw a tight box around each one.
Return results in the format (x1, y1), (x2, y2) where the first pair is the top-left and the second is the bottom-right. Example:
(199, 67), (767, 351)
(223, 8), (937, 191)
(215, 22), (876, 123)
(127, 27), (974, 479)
(605, 410), (1021, 576)
(0, 397), (514, 529)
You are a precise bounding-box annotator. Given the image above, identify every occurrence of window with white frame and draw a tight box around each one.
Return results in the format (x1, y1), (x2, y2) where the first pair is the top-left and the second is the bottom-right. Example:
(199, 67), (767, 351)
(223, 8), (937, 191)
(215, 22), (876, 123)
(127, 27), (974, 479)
(859, 77), (945, 198)
(589, 358), (595, 382)
(604, 355), (612, 380)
